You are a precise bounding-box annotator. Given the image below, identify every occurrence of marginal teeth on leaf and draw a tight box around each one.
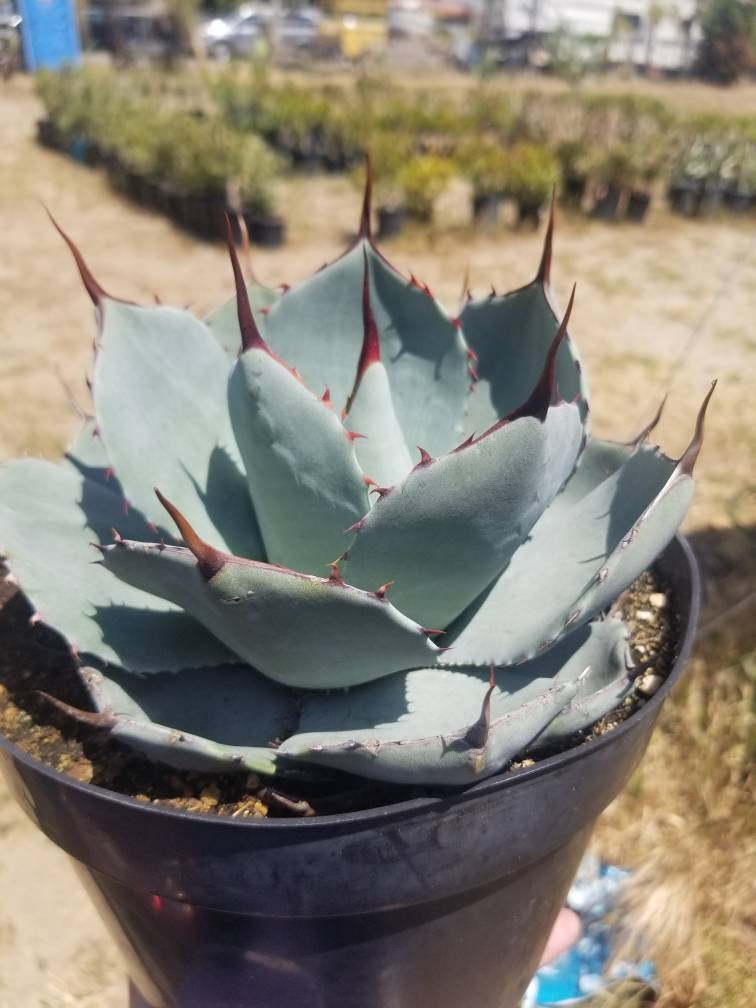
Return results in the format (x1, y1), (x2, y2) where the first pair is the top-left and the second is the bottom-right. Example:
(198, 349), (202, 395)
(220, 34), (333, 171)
(536, 189), (556, 287)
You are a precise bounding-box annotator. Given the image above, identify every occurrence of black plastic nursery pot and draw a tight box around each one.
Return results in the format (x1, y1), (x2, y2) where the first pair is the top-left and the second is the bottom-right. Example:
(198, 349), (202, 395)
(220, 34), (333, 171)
(667, 181), (702, 217)
(0, 537), (699, 1008)
(561, 176), (587, 210)
(626, 189), (651, 223)
(377, 205), (406, 239)
(723, 190), (752, 214)
(472, 192), (501, 226)
(247, 214), (287, 249)
(591, 184), (622, 221)
(35, 119), (61, 151)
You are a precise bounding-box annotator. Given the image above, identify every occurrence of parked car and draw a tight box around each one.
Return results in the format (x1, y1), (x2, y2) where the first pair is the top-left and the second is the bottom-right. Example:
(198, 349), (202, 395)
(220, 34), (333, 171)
(84, 2), (184, 62)
(201, 8), (268, 61)
(201, 4), (320, 59)
(273, 10), (320, 50)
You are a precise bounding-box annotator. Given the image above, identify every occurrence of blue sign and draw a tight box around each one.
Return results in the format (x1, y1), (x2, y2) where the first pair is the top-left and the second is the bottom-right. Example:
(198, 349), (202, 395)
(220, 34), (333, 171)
(17, 0), (81, 71)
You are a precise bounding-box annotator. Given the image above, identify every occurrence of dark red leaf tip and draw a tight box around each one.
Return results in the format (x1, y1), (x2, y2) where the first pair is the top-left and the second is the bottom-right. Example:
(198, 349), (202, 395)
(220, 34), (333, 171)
(224, 214), (268, 355)
(678, 380), (716, 476)
(358, 153), (373, 240)
(234, 210), (260, 285)
(37, 691), (117, 729)
(345, 247), (381, 415)
(46, 207), (111, 306)
(507, 282), (576, 425)
(536, 188), (556, 287)
(154, 488), (224, 580)
(624, 394), (667, 449)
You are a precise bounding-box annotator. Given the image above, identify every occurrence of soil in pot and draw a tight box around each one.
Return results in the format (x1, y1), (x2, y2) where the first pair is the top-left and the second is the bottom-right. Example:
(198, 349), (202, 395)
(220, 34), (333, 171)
(0, 568), (682, 820)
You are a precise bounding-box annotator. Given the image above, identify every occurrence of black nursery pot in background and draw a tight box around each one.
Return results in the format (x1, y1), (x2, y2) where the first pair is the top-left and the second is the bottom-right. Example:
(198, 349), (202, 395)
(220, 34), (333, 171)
(377, 205), (406, 239)
(247, 213), (287, 249)
(591, 184), (622, 221)
(667, 181), (702, 217)
(626, 189), (651, 223)
(0, 537), (700, 1008)
(472, 192), (501, 226)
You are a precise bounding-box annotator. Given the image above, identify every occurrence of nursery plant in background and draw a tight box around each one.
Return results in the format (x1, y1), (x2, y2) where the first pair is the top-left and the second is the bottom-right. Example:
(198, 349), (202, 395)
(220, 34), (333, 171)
(396, 152), (456, 223)
(455, 136), (511, 224)
(35, 67), (283, 244)
(501, 143), (560, 226)
(0, 168), (708, 1008)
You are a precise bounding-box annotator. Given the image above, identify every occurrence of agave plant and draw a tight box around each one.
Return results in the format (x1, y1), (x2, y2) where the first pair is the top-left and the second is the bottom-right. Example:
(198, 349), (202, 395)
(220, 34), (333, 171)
(0, 176), (712, 789)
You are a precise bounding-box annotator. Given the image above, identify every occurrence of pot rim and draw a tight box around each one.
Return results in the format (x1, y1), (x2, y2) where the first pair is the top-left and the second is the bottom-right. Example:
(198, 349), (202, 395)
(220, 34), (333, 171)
(0, 535), (700, 832)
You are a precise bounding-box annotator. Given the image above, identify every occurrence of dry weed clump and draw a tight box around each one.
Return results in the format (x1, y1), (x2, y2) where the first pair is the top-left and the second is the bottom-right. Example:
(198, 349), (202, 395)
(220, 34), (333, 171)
(596, 599), (755, 1007)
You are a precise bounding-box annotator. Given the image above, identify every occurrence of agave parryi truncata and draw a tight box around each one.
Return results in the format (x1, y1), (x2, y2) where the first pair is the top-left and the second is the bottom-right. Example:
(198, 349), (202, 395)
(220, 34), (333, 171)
(0, 170), (713, 786)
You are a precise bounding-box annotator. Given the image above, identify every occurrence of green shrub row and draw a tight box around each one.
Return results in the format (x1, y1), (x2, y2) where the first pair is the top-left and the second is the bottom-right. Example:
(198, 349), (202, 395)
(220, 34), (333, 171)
(35, 67), (281, 216)
(214, 71), (756, 212)
(36, 66), (756, 224)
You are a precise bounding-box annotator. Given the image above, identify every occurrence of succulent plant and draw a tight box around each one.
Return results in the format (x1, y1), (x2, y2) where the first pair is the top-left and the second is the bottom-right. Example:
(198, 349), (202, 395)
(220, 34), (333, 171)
(0, 175), (712, 789)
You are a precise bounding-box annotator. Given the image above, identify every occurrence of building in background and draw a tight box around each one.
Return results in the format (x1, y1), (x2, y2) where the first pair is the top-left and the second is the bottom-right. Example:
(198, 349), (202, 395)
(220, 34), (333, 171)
(474, 0), (701, 74)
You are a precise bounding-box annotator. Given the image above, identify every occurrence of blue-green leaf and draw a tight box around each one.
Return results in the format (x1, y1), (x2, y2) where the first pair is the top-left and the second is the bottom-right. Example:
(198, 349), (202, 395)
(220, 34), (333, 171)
(461, 282), (586, 435)
(205, 282), (281, 358)
(83, 664), (290, 775)
(99, 538), (439, 688)
(93, 299), (263, 559)
(445, 445), (688, 665)
(0, 459), (234, 671)
(262, 240), (470, 456)
(229, 346), (369, 575)
(345, 403), (583, 629)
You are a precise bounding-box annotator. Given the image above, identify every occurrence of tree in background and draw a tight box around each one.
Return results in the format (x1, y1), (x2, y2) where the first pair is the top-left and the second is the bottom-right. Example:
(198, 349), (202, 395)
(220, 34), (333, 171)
(697, 0), (756, 84)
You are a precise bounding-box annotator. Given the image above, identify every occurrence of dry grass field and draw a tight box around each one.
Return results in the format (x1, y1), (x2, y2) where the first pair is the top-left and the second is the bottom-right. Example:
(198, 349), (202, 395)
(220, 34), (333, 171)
(0, 73), (754, 1007)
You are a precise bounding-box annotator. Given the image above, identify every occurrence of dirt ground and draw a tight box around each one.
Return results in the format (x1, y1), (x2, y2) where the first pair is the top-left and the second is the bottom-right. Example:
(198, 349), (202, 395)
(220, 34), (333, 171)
(0, 74), (754, 1007)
